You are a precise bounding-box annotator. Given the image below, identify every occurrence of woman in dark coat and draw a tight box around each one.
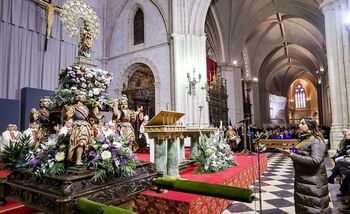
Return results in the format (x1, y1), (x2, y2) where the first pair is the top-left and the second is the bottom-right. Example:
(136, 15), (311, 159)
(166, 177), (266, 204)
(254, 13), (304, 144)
(282, 117), (330, 214)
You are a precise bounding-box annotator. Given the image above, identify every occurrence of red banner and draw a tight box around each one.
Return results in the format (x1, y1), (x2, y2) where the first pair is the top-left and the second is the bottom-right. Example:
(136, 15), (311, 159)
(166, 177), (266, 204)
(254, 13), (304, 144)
(206, 57), (217, 84)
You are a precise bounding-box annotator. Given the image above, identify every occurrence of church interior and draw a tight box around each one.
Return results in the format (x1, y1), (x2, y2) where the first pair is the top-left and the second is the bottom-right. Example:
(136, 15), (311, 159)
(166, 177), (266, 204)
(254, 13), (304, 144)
(0, 0), (350, 213)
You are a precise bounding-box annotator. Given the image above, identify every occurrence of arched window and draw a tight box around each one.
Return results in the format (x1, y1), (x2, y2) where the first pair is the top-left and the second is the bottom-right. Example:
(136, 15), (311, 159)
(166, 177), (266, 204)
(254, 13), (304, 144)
(134, 8), (144, 45)
(295, 84), (306, 108)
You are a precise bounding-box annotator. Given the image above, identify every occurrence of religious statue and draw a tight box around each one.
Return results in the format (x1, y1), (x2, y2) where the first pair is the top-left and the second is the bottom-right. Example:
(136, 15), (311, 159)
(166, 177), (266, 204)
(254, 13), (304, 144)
(29, 96), (53, 147)
(23, 123), (39, 148)
(78, 20), (93, 58)
(60, 0), (100, 58)
(113, 95), (142, 151)
(63, 91), (93, 166)
(37, 96), (52, 125)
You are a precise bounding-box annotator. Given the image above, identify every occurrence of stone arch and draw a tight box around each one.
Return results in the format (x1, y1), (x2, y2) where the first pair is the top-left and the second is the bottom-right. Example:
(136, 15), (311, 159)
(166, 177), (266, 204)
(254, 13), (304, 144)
(205, 5), (225, 62)
(120, 57), (161, 113)
(189, 0), (212, 36)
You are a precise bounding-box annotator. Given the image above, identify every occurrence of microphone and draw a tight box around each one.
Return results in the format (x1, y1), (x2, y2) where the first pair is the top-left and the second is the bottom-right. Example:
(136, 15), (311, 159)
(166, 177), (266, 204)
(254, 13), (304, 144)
(236, 117), (250, 123)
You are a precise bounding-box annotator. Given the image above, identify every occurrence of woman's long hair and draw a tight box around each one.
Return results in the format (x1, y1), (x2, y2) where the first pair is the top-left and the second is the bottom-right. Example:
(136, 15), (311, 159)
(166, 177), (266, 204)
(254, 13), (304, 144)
(303, 117), (325, 144)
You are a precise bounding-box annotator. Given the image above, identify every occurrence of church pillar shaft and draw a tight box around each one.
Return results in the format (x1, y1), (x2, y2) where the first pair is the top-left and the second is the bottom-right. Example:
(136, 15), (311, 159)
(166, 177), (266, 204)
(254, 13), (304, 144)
(322, 0), (350, 148)
(221, 65), (244, 124)
(172, 34), (209, 127)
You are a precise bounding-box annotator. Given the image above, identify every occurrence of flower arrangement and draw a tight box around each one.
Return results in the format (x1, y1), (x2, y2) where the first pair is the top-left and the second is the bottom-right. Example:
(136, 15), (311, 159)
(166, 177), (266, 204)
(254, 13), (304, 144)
(195, 133), (236, 173)
(26, 134), (67, 176)
(87, 134), (139, 182)
(25, 133), (139, 182)
(54, 66), (114, 110)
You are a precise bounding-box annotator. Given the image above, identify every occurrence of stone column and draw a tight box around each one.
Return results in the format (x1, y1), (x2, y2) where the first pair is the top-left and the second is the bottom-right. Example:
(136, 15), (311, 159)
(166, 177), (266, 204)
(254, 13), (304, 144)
(321, 0), (350, 150)
(179, 137), (185, 161)
(172, 34), (209, 128)
(221, 64), (244, 124)
(167, 138), (179, 178)
(154, 138), (167, 176)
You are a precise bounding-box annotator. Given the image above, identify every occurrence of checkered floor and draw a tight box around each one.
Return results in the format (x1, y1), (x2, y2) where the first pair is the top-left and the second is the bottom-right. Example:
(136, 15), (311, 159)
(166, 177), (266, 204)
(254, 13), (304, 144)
(222, 153), (335, 214)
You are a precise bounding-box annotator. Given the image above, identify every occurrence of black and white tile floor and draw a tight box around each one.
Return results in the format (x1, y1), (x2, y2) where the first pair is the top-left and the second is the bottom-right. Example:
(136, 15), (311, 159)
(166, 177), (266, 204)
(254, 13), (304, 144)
(222, 153), (335, 214)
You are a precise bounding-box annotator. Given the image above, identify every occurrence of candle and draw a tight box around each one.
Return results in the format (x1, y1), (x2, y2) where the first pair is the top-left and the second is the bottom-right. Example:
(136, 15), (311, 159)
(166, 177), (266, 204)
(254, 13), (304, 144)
(220, 121), (223, 129)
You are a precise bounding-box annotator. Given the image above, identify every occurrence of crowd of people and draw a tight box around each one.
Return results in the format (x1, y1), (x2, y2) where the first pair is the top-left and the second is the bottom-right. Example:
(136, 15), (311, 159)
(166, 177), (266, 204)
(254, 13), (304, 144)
(221, 123), (331, 153)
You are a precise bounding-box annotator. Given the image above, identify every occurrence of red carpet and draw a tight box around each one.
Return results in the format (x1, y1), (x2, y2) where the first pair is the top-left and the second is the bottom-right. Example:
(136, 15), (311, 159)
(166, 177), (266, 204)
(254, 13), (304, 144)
(134, 152), (268, 214)
(0, 150), (266, 214)
(0, 198), (37, 214)
(136, 148), (192, 162)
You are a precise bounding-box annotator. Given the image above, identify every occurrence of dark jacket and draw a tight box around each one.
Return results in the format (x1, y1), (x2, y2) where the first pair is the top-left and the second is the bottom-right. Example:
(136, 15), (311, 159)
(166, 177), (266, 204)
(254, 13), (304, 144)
(291, 136), (330, 214)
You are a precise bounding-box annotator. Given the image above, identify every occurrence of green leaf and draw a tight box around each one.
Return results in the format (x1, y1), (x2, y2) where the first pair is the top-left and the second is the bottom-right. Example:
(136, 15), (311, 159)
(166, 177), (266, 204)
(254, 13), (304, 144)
(91, 169), (107, 183)
(48, 163), (65, 176)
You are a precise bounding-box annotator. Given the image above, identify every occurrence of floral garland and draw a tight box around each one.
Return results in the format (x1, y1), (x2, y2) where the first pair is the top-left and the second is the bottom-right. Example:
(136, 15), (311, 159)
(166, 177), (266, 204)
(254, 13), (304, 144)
(195, 133), (236, 173)
(54, 66), (114, 110)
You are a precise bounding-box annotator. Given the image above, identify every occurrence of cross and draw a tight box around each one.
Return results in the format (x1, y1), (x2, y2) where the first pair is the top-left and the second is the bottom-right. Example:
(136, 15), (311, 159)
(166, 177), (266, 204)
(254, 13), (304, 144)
(32, 0), (61, 51)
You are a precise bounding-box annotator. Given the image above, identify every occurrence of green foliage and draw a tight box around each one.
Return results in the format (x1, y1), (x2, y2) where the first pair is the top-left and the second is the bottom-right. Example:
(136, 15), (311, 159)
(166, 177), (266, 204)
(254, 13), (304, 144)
(92, 169), (107, 183)
(47, 162), (65, 176)
(1, 134), (31, 169)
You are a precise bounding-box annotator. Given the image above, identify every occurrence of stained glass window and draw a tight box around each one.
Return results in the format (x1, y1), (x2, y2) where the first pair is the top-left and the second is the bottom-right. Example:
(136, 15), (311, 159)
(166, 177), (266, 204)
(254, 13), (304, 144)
(295, 84), (306, 108)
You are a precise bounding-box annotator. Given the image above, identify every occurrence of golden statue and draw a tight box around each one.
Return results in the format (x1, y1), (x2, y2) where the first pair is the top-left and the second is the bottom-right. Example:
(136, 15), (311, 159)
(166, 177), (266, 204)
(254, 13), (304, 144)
(78, 20), (93, 57)
(60, 0), (100, 58)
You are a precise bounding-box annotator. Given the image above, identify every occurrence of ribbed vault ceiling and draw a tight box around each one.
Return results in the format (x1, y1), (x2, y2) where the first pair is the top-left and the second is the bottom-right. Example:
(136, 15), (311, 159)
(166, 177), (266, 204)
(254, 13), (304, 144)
(206, 0), (326, 95)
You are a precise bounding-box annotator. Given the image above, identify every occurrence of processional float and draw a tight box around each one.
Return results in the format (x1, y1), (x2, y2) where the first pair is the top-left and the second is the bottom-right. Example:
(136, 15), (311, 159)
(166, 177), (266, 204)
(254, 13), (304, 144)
(3, 0), (254, 213)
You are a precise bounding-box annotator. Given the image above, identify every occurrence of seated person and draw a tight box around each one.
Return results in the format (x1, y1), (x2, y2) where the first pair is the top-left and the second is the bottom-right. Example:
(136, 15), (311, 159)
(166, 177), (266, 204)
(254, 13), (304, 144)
(328, 151), (350, 184)
(282, 131), (292, 139)
(226, 126), (237, 152)
(337, 168), (350, 197)
(1, 124), (20, 152)
(333, 128), (350, 160)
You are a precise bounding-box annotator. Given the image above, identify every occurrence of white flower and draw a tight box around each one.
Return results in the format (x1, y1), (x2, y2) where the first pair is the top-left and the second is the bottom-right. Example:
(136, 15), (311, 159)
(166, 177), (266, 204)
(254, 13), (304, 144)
(55, 152), (65, 162)
(112, 142), (122, 148)
(101, 151), (112, 160)
(93, 88), (101, 95)
(48, 160), (54, 168)
(101, 144), (109, 150)
(46, 134), (58, 146)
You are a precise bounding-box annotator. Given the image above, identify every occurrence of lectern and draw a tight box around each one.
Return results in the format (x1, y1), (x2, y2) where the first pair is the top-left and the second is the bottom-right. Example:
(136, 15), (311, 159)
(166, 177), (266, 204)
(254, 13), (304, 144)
(144, 111), (186, 178)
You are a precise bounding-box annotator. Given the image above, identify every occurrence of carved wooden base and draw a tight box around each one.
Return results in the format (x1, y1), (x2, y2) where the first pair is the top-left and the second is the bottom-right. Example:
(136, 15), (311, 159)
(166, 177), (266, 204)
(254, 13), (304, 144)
(5, 161), (157, 214)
